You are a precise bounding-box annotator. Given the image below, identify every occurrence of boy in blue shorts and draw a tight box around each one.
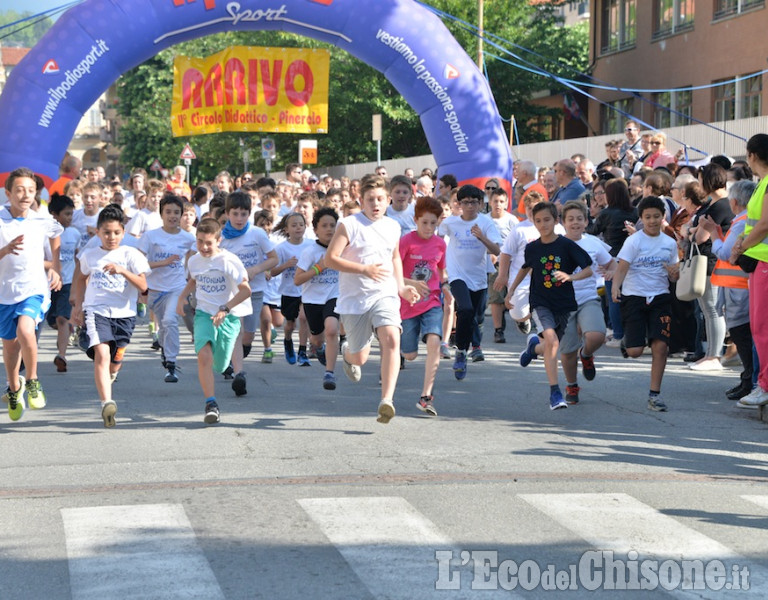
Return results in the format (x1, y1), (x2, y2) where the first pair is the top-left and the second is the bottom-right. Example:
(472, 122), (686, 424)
(506, 201), (593, 410)
(48, 193), (80, 373)
(176, 218), (252, 424)
(0, 167), (62, 421)
(72, 205), (150, 427)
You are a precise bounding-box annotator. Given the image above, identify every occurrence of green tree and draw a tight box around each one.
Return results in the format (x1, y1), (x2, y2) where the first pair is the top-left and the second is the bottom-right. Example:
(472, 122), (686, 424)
(0, 10), (54, 47)
(116, 1), (588, 177)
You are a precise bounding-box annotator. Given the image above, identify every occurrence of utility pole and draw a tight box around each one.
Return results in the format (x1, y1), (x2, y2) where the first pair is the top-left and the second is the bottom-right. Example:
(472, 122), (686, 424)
(477, 0), (484, 69)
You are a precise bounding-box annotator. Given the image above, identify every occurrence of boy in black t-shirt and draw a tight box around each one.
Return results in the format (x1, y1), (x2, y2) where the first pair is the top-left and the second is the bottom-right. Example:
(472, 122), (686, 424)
(506, 202), (593, 410)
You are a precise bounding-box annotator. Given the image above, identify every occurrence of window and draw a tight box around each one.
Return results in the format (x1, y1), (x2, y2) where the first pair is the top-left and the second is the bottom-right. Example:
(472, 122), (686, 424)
(653, 89), (692, 128)
(600, 0), (636, 54)
(600, 98), (634, 134)
(714, 73), (763, 121)
(714, 0), (764, 19)
(653, 0), (694, 39)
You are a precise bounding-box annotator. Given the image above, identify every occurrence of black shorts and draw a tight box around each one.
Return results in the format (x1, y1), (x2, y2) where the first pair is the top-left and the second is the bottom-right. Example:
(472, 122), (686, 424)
(303, 299), (338, 336)
(281, 295), (302, 321)
(48, 284), (72, 321)
(83, 312), (136, 363)
(620, 294), (672, 348)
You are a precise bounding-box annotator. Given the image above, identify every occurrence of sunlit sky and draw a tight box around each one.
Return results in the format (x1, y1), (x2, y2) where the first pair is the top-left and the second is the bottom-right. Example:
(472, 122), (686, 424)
(1, 1), (80, 21)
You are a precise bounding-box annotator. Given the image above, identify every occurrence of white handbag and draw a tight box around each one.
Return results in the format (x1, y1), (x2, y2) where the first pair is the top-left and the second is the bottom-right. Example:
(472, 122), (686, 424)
(676, 243), (707, 301)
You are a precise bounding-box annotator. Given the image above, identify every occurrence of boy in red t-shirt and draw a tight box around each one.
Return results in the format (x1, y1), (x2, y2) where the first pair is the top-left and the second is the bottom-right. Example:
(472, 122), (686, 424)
(399, 196), (447, 416)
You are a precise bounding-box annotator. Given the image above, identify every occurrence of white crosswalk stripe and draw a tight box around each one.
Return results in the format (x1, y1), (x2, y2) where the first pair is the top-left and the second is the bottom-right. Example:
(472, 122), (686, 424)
(741, 495), (768, 511)
(520, 492), (766, 598)
(62, 503), (224, 600)
(298, 496), (517, 599)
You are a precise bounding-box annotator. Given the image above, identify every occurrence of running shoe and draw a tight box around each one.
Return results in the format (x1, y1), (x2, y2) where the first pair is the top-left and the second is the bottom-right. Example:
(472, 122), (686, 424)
(416, 395), (437, 416)
(101, 400), (117, 428)
(440, 343), (451, 359)
(469, 347), (485, 362)
(579, 348), (596, 381)
(204, 400), (220, 424)
(284, 339), (297, 365)
(550, 389), (567, 410)
(341, 341), (361, 382)
(222, 364), (234, 379)
(164, 362), (179, 383)
(54, 355), (67, 373)
(322, 371), (337, 390)
(7, 388), (25, 421)
(262, 349), (274, 364)
(453, 349), (467, 380)
(297, 350), (311, 367)
(494, 328), (506, 343)
(25, 379), (46, 410)
(519, 333), (539, 367)
(565, 384), (580, 405)
(271, 327), (278, 344)
(377, 399), (395, 424)
(648, 395), (668, 412)
(232, 371), (247, 396)
(2, 375), (25, 405)
(314, 344), (327, 366)
(516, 320), (532, 335)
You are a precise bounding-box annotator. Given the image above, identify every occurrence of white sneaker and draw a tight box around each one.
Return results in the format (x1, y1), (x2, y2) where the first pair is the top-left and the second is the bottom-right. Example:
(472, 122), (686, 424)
(341, 341), (361, 383)
(377, 399), (395, 424)
(605, 337), (623, 348)
(689, 358), (724, 371)
(737, 387), (768, 408)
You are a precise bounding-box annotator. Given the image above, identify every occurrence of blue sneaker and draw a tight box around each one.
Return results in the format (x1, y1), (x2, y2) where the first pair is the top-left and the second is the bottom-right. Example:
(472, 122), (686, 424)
(520, 333), (540, 367)
(550, 389), (567, 410)
(284, 339), (297, 365)
(453, 350), (467, 380)
(322, 371), (336, 390)
(314, 344), (327, 367)
(297, 350), (311, 367)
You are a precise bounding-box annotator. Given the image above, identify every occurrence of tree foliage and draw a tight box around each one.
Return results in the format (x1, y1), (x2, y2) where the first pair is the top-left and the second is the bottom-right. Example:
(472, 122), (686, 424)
(0, 10), (54, 47)
(117, 1), (588, 178)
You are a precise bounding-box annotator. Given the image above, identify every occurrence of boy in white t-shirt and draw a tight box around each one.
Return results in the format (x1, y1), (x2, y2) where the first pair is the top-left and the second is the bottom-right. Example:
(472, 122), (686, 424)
(138, 195), (196, 383)
(219, 191), (278, 396)
(71, 181), (101, 249)
(176, 218), (252, 425)
(325, 174), (420, 423)
(612, 196), (679, 412)
(71, 205), (151, 428)
(48, 194), (81, 373)
(487, 188), (518, 344)
(126, 179), (164, 239)
(385, 175), (416, 236)
(294, 207), (341, 391)
(0, 168), (63, 421)
(439, 184), (501, 379)
(558, 201), (615, 404)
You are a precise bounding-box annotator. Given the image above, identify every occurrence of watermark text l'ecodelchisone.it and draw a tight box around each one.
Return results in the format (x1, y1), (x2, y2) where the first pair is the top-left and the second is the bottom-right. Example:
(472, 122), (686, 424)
(435, 550), (750, 592)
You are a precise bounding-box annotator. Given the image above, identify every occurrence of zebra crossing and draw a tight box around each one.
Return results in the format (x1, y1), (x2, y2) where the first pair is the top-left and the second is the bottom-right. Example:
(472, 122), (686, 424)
(51, 493), (768, 599)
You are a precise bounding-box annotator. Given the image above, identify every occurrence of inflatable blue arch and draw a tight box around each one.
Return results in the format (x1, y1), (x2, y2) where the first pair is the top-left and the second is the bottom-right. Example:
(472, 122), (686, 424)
(0, 0), (513, 193)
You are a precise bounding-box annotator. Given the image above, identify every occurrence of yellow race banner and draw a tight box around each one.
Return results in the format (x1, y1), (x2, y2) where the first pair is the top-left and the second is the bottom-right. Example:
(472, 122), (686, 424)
(171, 46), (329, 137)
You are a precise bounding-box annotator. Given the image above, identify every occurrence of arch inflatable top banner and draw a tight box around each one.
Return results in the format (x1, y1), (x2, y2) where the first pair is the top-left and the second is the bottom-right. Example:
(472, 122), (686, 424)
(0, 0), (513, 191)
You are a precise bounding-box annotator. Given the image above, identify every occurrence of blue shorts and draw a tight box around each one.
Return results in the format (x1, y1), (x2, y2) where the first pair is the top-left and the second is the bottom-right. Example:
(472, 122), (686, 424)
(400, 305), (443, 354)
(49, 284), (72, 320)
(0, 295), (46, 340)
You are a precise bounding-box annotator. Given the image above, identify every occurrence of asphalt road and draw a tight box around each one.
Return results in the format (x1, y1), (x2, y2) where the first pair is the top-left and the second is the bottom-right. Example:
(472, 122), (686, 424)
(1, 321), (767, 599)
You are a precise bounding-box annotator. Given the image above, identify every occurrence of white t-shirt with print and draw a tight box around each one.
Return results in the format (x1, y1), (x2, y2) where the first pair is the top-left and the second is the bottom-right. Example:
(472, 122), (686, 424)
(337, 212), (400, 314)
(79, 245), (151, 318)
(58, 226), (81, 285)
(220, 226), (276, 293)
(572, 233), (613, 306)
(138, 228), (196, 292)
(71, 208), (100, 248)
(276, 238), (315, 297)
(0, 207), (63, 304)
(297, 243), (339, 305)
(502, 220), (565, 288)
(187, 249), (252, 317)
(617, 230), (679, 300)
(439, 213), (502, 291)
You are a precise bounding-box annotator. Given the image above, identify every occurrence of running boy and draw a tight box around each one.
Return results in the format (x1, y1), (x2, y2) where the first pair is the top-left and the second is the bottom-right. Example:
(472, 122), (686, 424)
(294, 207), (341, 390)
(399, 196), (447, 416)
(219, 191), (278, 396)
(558, 201), (615, 404)
(611, 196), (679, 411)
(507, 201), (593, 410)
(176, 218), (252, 424)
(488, 187), (518, 343)
(439, 184), (501, 379)
(72, 205), (150, 427)
(325, 174), (419, 423)
(138, 195), (196, 382)
(0, 167), (62, 420)
(386, 175), (417, 236)
(48, 193), (80, 372)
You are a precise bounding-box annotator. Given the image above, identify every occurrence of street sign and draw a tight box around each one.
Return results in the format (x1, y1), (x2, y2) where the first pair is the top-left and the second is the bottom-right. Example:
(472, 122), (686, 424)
(299, 139), (318, 165)
(261, 137), (276, 159)
(183, 158), (192, 166)
(150, 158), (163, 172)
(179, 143), (196, 160)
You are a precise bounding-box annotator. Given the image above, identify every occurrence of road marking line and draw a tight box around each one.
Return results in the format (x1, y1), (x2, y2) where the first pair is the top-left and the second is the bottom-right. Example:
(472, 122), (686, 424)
(299, 496), (515, 598)
(62, 503), (224, 600)
(520, 493), (765, 597)
(741, 495), (768, 510)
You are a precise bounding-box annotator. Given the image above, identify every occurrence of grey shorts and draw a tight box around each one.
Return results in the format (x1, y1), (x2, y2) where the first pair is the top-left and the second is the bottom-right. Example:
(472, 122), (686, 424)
(241, 291), (265, 333)
(531, 306), (572, 341)
(559, 299), (607, 354)
(340, 295), (401, 353)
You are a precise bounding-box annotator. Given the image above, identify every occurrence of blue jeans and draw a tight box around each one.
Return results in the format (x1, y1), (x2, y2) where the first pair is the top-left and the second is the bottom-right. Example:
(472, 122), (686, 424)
(605, 280), (623, 339)
(449, 280), (487, 352)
